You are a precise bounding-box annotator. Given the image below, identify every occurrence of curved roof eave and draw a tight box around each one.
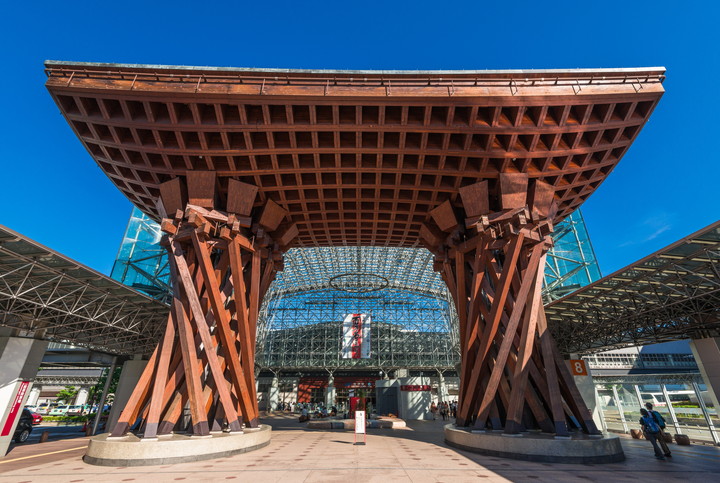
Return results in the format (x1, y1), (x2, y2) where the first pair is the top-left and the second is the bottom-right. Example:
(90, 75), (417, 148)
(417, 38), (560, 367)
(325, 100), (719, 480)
(44, 59), (666, 78)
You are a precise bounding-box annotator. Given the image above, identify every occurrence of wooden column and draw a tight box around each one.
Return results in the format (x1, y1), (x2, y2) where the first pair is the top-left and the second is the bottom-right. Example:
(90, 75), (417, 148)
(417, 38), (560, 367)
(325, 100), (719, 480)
(110, 174), (294, 437)
(425, 175), (600, 436)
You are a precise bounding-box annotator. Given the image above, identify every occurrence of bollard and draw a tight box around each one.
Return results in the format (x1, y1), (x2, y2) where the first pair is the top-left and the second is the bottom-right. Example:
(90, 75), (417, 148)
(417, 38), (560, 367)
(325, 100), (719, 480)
(39, 431), (49, 443)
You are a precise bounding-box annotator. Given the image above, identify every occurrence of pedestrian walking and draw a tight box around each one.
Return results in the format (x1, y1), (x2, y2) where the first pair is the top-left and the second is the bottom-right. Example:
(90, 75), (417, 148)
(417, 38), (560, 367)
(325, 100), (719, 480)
(645, 403), (671, 457)
(639, 408), (666, 460)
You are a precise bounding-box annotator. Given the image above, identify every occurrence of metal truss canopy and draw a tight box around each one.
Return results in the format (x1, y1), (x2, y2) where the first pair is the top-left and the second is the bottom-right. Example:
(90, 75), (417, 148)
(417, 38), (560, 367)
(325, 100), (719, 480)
(0, 225), (168, 355)
(546, 220), (720, 355)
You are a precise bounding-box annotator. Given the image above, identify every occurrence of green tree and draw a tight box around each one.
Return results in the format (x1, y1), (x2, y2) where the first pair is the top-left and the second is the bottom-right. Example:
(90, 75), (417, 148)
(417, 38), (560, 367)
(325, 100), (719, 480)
(56, 386), (79, 404)
(88, 366), (122, 408)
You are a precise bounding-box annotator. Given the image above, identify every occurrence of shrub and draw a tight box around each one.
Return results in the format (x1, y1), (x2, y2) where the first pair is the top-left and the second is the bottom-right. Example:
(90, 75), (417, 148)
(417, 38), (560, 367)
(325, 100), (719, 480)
(41, 415), (92, 423)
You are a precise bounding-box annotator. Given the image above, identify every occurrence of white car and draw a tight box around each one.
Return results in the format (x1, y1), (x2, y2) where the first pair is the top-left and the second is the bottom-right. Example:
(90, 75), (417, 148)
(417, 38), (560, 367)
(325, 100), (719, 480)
(66, 405), (84, 416)
(36, 405), (51, 415)
(49, 405), (69, 416)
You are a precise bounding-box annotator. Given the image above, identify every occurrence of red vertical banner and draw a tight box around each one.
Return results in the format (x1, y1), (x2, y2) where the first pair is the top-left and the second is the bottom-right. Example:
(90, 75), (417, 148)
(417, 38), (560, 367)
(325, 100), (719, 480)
(1, 381), (30, 436)
(351, 314), (362, 359)
(342, 314), (372, 359)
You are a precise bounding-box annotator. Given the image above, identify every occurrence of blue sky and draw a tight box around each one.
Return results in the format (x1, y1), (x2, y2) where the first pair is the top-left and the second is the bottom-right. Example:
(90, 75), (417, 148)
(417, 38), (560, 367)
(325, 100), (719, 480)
(1, 1), (718, 276)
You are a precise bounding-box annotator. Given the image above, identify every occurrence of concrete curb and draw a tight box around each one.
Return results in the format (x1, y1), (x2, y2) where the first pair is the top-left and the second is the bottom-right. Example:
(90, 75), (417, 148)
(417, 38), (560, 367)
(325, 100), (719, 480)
(306, 418), (407, 430)
(83, 424), (272, 466)
(444, 424), (625, 464)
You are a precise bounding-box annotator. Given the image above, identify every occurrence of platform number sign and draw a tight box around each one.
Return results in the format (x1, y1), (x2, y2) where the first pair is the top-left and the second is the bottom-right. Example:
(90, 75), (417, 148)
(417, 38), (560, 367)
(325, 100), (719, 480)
(569, 359), (588, 376)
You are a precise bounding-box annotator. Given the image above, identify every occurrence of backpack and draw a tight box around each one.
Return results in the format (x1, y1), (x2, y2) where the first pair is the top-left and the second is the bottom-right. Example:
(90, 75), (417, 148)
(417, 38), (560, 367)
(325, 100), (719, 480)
(651, 410), (666, 429)
(642, 415), (660, 434)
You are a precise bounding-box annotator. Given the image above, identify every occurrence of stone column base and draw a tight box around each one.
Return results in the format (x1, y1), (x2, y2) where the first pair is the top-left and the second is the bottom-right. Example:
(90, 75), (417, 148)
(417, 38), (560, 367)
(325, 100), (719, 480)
(84, 424), (271, 466)
(444, 424), (624, 464)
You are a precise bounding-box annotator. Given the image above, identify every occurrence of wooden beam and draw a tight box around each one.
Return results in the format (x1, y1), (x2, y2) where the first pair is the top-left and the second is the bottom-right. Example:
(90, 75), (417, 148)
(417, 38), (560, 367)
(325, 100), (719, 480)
(228, 237), (259, 416)
(457, 233), (524, 423)
(258, 199), (288, 232)
(274, 222), (299, 248)
(168, 263), (209, 436)
(227, 179), (258, 216)
(419, 222), (445, 249)
(537, 294), (569, 436)
(109, 344), (159, 437)
(503, 249), (545, 434)
(528, 179), (555, 219)
(159, 177), (187, 216)
(429, 200), (459, 232)
(172, 240), (243, 432)
(186, 171), (216, 209)
(459, 181), (489, 218)
(143, 312), (176, 438)
(474, 242), (544, 428)
(498, 173), (529, 210)
(552, 338), (601, 434)
(191, 231), (258, 426)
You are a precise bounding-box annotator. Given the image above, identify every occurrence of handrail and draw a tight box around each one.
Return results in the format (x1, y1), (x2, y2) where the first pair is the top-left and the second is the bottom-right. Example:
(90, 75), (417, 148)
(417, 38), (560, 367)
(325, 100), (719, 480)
(45, 65), (666, 92)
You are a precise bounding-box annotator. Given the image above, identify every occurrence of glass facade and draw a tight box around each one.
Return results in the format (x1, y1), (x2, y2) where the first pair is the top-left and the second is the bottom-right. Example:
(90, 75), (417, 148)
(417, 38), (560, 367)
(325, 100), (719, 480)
(110, 208), (171, 304)
(543, 210), (602, 301)
(110, 207), (602, 370)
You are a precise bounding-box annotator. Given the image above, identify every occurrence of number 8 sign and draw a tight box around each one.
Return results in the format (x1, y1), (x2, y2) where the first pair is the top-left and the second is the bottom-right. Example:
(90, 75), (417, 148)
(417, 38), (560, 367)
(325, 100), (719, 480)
(569, 359), (588, 376)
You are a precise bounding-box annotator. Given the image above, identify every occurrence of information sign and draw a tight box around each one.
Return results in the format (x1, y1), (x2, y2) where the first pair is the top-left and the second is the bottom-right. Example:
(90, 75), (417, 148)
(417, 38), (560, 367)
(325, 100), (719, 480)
(354, 410), (366, 445)
(400, 385), (431, 391)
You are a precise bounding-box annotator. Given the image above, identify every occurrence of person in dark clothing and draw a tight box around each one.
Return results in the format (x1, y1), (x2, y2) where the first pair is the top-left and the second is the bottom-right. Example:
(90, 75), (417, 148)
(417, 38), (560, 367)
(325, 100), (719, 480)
(639, 408), (666, 460)
(645, 402), (671, 457)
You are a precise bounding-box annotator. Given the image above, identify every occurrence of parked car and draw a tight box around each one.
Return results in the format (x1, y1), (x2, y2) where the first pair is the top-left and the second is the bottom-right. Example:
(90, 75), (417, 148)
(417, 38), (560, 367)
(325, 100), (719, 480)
(30, 412), (43, 425)
(49, 405), (69, 416)
(24, 405), (37, 412)
(36, 404), (50, 415)
(13, 409), (34, 443)
(66, 405), (84, 416)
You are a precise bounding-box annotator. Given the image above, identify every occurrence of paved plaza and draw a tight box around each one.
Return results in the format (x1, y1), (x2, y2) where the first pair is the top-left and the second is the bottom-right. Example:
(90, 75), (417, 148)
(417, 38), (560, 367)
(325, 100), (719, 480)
(1, 415), (719, 482)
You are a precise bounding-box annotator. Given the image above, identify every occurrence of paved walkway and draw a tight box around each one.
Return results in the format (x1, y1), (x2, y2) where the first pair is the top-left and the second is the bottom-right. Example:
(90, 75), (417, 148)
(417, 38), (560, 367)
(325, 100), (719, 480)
(2, 414), (719, 482)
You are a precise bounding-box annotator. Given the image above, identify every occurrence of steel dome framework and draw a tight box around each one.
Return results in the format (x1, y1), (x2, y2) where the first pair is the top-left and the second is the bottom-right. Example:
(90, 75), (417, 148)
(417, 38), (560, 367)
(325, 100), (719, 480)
(256, 246), (459, 371)
(109, 210), (599, 372)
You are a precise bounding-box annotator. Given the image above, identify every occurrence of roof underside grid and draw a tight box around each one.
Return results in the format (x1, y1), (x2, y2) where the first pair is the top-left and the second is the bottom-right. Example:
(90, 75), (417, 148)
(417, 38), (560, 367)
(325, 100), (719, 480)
(45, 62), (664, 247)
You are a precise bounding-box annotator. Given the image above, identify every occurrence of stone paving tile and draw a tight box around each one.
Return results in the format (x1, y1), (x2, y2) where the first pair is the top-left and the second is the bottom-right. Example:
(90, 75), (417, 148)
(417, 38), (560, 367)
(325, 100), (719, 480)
(2, 415), (720, 482)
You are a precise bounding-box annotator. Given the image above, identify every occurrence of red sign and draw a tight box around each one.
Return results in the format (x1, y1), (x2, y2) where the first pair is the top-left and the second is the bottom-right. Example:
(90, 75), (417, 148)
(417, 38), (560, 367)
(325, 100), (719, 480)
(400, 385), (431, 391)
(351, 314), (362, 359)
(569, 359), (588, 376)
(1, 381), (30, 436)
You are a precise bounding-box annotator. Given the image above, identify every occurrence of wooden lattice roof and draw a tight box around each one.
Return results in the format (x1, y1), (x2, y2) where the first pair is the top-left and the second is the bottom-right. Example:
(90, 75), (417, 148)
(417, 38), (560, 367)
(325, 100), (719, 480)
(45, 61), (665, 247)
